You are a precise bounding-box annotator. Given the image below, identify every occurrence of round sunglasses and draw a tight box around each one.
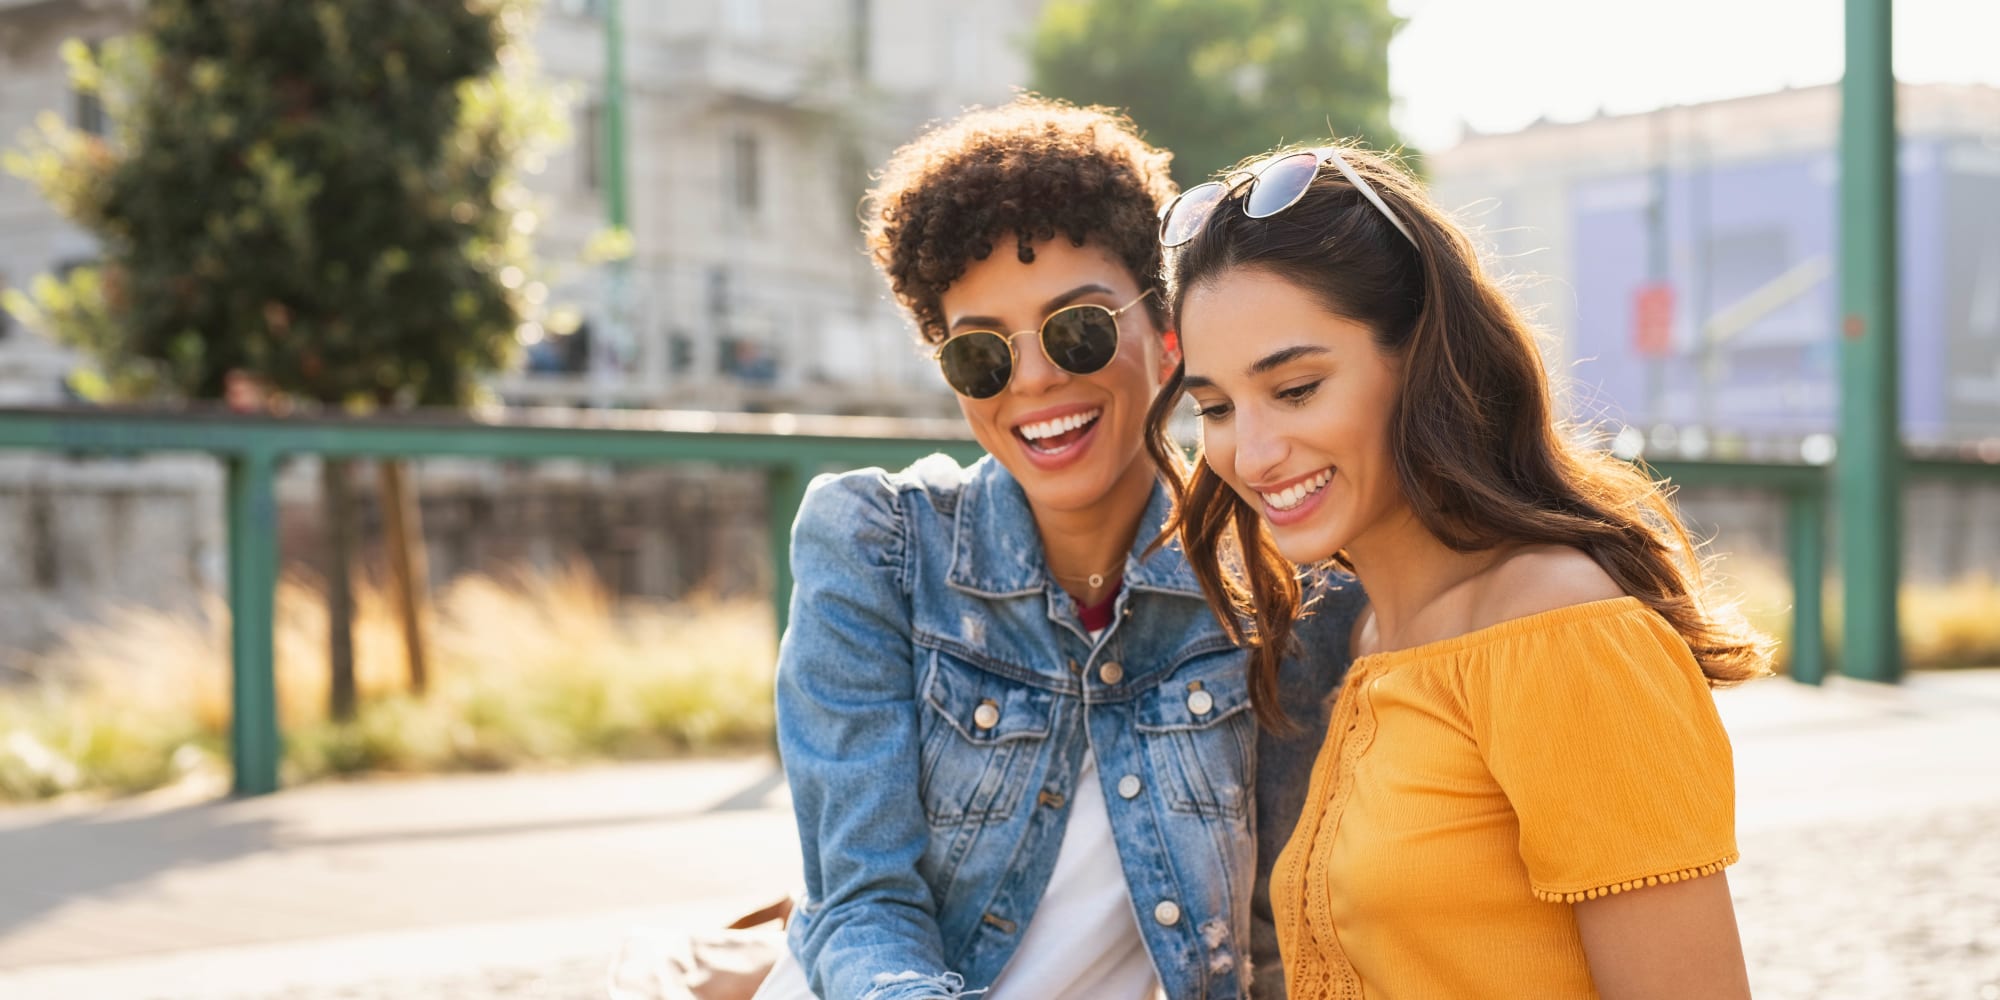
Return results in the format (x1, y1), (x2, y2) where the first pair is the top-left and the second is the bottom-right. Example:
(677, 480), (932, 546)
(932, 289), (1155, 399)
(1157, 146), (1417, 249)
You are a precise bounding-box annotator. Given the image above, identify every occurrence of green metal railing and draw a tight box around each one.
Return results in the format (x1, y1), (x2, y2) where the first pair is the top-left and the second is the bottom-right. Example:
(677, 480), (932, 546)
(0, 405), (982, 795)
(3, 406), (1997, 796)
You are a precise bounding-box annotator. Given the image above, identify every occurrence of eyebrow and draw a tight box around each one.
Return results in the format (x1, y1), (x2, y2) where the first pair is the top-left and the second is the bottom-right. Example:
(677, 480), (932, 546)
(948, 283), (1119, 333)
(1250, 345), (1331, 375)
(1182, 344), (1331, 392)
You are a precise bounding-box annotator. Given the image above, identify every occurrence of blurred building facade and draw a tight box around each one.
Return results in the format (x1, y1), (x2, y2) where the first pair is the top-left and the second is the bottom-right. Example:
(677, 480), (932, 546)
(0, 0), (136, 406)
(0, 0), (1048, 415)
(1427, 82), (2000, 455)
(1, 0), (1057, 661)
(506, 0), (1045, 415)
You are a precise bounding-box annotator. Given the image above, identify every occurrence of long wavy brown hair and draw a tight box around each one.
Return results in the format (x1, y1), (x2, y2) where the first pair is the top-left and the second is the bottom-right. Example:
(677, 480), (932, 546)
(1145, 143), (1773, 731)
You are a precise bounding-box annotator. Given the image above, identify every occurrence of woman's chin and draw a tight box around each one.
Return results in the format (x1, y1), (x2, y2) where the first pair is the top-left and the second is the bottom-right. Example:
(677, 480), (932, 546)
(1268, 522), (1346, 567)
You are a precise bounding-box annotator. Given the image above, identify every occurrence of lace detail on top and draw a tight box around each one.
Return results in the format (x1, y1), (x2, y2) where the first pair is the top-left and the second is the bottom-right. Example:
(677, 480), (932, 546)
(1273, 659), (1383, 999)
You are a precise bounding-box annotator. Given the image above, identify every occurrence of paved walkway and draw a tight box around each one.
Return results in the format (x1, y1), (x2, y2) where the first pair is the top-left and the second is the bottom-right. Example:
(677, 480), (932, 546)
(0, 671), (1995, 1000)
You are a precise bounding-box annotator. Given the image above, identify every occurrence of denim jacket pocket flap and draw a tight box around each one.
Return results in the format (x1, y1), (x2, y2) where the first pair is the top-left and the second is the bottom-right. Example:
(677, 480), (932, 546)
(924, 653), (1056, 745)
(1131, 650), (1255, 820)
(1133, 652), (1253, 733)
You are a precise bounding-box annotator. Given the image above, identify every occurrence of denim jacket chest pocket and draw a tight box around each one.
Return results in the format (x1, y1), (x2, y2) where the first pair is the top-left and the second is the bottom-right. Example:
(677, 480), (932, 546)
(918, 649), (1058, 828)
(1134, 647), (1257, 820)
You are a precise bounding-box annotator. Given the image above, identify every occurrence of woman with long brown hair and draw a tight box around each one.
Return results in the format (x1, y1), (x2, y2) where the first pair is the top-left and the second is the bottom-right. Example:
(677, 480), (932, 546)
(1146, 142), (1772, 999)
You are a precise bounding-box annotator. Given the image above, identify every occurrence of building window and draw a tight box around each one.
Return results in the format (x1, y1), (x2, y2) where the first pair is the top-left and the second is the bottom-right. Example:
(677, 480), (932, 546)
(729, 130), (762, 217)
(723, 0), (763, 39)
(579, 100), (603, 193)
(75, 42), (106, 137)
(837, 142), (868, 233)
(850, 0), (870, 76)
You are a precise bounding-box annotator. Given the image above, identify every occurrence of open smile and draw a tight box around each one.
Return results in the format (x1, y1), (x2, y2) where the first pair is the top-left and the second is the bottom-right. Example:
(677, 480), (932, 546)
(1253, 466), (1336, 526)
(1014, 406), (1102, 454)
(1009, 405), (1104, 472)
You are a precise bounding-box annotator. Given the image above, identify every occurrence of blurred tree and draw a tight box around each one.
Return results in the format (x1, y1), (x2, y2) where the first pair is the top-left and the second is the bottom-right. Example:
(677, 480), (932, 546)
(5, 0), (564, 720)
(1029, 0), (1406, 188)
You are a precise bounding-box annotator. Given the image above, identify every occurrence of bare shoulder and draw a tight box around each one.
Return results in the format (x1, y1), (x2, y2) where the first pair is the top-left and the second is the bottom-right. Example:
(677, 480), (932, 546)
(1468, 544), (1626, 630)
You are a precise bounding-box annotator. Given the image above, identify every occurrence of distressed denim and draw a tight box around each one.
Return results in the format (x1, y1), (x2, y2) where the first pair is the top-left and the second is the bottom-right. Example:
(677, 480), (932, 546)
(774, 455), (1358, 1000)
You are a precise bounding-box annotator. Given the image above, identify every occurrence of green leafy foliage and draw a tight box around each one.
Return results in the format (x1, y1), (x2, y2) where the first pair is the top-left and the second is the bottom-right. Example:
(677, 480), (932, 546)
(1029, 0), (1406, 188)
(4, 0), (564, 408)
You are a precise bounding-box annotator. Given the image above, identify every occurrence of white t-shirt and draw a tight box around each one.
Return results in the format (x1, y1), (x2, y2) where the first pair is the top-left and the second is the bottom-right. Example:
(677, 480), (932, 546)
(987, 748), (1162, 999)
(752, 750), (1162, 1000)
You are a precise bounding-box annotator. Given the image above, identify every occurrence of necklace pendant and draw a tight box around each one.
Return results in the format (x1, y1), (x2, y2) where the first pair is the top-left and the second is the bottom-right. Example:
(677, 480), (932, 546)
(1088, 573), (1104, 589)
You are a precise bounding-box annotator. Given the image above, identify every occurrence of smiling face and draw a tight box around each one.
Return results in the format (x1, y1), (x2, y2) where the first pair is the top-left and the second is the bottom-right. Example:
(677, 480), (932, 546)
(1179, 267), (1406, 565)
(937, 237), (1176, 516)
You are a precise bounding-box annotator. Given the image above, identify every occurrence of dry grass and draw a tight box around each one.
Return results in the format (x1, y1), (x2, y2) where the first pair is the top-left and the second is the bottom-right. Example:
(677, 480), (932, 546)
(3, 552), (1993, 804)
(1720, 556), (2000, 674)
(0, 563), (774, 802)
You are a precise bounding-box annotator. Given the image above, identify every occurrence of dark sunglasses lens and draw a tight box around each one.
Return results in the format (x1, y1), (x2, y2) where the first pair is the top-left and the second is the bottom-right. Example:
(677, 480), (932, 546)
(1245, 152), (1320, 219)
(1041, 306), (1120, 375)
(1160, 182), (1226, 247)
(938, 332), (1013, 398)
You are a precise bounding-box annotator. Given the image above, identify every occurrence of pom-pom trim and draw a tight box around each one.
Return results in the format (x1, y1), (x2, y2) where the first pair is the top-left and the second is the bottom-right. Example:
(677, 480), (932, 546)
(1533, 853), (1740, 904)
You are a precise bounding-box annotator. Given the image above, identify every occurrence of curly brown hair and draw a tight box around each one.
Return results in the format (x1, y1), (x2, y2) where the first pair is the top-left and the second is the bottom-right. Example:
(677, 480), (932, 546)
(863, 96), (1178, 344)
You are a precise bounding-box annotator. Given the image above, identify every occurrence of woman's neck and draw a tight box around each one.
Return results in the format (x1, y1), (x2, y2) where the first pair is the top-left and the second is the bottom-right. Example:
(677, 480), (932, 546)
(1343, 507), (1507, 655)
(1030, 454), (1157, 600)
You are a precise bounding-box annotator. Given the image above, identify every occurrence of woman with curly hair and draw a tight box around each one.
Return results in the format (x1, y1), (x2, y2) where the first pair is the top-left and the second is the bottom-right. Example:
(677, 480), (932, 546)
(752, 99), (1361, 1000)
(1151, 141), (1769, 999)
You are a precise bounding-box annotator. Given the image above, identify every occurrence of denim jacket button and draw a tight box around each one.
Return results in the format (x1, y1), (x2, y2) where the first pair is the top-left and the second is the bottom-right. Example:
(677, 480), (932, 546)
(1099, 661), (1124, 685)
(1153, 900), (1182, 926)
(1187, 690), (1215, 716)
(973, 700), (1001, 730)
(1117, 774), (1142, 799)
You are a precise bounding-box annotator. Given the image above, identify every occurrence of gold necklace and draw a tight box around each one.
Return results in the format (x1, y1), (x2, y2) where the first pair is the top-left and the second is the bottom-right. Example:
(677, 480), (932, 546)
(1051, 559), (1124, 593)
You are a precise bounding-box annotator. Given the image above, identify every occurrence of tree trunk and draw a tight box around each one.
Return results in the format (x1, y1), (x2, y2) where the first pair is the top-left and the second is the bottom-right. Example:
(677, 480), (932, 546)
(323, 457), (358, 722)
(378, 458), (432, 695)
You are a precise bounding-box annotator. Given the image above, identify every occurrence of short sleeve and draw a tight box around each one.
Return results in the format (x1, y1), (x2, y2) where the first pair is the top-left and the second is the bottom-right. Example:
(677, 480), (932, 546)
(1467, 604), (1738, 903)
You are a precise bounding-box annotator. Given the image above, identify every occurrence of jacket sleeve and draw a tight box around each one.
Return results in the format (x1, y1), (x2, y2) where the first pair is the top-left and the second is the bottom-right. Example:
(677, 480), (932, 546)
(1248, 574), (1365, 1000)
(776, 471), (969, 1000)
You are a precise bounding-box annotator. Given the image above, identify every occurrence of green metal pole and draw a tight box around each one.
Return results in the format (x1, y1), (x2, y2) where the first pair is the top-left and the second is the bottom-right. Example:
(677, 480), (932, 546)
(602, 0), (629, 232)
(766, 462), (813, 642)
(598, 0), (632, 403)
(226, 452), (282, 795)
(1837, 0), (1902, 683)
(1786, 488), (1828, 685)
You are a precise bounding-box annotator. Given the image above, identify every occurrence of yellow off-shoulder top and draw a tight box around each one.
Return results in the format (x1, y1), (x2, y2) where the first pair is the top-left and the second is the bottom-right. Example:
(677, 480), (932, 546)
(1274, 597), (1738, 999)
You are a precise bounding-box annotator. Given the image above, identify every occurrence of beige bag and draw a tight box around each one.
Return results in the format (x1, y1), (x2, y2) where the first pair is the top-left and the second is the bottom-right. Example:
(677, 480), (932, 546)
(607, 899), (794, 1000)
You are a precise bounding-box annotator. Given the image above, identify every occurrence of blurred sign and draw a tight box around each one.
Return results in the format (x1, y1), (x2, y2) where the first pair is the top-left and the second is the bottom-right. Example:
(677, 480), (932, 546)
(1633, 282), (1675, 357)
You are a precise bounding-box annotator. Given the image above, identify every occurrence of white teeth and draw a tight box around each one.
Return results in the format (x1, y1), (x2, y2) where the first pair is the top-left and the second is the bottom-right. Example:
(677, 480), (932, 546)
(1260, 468), (1333, 511)
(1018, 408), (1102, 442)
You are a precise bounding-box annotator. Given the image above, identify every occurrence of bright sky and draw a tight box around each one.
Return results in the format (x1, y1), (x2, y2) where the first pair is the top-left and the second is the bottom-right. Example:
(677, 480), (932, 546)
(1389, 0), (2000, 152)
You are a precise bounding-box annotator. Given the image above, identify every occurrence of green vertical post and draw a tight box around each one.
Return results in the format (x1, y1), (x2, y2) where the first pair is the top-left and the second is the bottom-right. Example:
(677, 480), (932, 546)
(767, 462), (813, 642)
(1786, 487), (1828, 685)
(601, 0), (629, 233)
(226, 451), (282, 795)
(597, 0), (632, 401)
(1837, 0), (1903, 683)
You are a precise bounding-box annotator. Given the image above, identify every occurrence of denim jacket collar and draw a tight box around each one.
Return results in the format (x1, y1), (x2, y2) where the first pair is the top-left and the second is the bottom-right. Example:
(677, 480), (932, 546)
(946, 458), (1205, 600)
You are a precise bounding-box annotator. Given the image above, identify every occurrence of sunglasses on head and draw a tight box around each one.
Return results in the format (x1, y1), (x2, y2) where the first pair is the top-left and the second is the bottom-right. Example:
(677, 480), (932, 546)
(932, 289), (1155, 399)
(1158, 145), (1418, 249)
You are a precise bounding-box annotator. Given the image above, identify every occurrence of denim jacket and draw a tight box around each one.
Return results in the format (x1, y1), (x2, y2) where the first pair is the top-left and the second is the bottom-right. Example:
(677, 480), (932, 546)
(774, 454), (1359, 1000)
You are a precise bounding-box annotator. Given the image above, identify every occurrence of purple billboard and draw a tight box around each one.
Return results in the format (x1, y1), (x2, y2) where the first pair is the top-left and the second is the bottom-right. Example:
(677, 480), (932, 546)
(1566, 138), (2000, 444)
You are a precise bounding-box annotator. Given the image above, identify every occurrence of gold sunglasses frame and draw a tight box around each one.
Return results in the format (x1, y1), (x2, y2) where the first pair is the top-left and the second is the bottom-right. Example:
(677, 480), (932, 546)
(931, 289), (1156, 399)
